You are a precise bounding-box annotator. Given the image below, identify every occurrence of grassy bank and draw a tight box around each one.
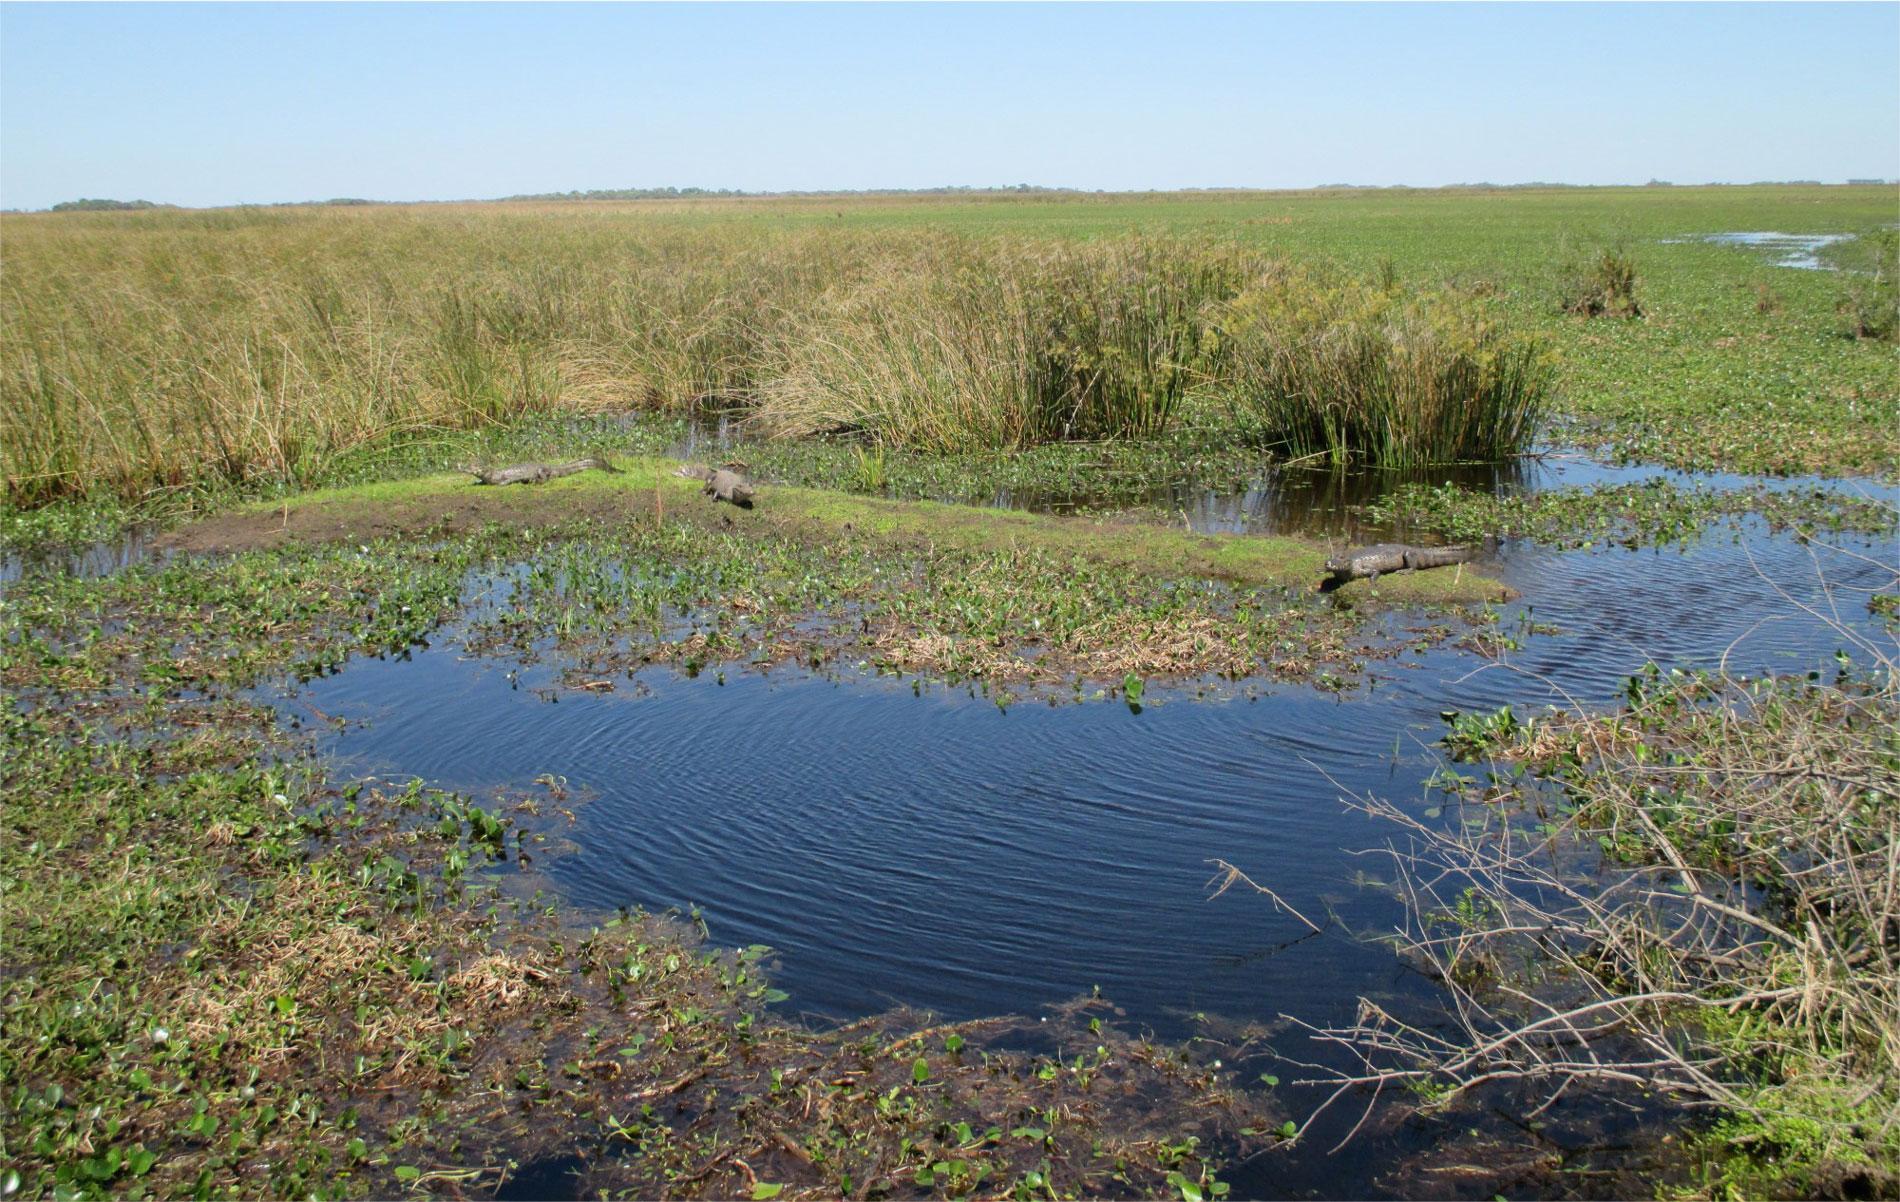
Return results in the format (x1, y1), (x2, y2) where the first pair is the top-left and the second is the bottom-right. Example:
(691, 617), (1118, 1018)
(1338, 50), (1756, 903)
(163, 456), (1509, 608)
(1317, 665), (1899, 1199)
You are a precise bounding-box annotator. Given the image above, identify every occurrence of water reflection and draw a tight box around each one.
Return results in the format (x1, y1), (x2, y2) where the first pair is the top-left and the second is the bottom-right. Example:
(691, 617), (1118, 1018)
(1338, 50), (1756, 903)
(1666, 230), (1853, 271)
(0, 524), (163, 584)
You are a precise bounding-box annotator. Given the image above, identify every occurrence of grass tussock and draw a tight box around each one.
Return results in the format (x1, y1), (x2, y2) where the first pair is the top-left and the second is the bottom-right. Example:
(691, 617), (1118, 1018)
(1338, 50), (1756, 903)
(1208, 267), (1555, 466)
(1556, 240), (1643, 318)
(1, 208), (1564, 507)
(1835, 228), (1899, 343)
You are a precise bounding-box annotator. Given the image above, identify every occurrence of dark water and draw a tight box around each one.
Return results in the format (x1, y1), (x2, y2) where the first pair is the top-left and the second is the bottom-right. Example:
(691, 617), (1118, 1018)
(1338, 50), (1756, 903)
(266, 509), (1896, 1195)
(278, 525), (1900, 1024)
(972, 453), (1894, 541)
(668, 411), (1894, 542)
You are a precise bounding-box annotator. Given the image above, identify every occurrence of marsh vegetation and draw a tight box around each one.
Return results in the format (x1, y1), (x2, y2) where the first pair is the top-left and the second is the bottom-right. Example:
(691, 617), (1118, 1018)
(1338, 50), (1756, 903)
(5, 185), (1895, 519)
(3, 185), (1897, 1201)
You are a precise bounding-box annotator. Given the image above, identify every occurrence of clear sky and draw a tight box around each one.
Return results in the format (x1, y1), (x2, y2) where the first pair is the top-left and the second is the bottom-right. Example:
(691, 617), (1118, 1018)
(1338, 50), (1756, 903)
(2, 2), (1896, 210)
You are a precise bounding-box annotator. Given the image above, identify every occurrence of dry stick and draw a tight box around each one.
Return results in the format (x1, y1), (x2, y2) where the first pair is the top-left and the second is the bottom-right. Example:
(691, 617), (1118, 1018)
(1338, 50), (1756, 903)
(1626, 801), (1702, 896)
(1205, 859), (1323, 935)
(771, 1131), (814, 1164)
(631, 1066), (710, 1101)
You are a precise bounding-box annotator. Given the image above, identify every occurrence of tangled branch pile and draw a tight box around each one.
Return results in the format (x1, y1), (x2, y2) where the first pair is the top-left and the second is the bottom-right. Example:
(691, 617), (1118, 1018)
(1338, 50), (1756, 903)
(1310, 660), (1898, 1197)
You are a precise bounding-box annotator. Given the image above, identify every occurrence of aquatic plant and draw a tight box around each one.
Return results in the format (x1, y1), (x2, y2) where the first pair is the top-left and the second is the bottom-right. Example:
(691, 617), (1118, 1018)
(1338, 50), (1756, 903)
(749, 237), (1254, 451)
(1208, 267), (1555, 466)
(1364, 478), (1900, 548)
(5, 503), (1354, 1199)
(1835, 228), (1899, 343)
(1555, 238), (1643, 318)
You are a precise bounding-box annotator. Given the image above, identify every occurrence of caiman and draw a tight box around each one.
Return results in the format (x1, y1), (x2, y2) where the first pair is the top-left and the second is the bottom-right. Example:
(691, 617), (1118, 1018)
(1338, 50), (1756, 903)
(674, 464), (755, 508)
(1322, 542), (1479, 591)
(465, 456), (619, 486)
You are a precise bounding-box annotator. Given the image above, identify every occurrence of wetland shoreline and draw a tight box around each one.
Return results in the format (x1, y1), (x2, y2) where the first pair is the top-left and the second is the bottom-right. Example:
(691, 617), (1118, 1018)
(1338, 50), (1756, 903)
(4, 185), (1896, 1201)
(6, 459), (1894, 1199)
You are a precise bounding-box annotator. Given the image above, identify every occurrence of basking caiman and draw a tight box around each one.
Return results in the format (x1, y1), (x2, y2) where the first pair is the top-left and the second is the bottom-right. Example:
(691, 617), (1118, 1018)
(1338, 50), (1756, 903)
(1323, 542), (1478, 591)
(674, 464), (755, 508)
(465, 456), (619, 486)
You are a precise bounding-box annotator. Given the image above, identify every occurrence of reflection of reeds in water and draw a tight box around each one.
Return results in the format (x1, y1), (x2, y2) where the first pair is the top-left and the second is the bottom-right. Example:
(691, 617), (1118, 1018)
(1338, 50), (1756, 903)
(3, 208), (1554, 506)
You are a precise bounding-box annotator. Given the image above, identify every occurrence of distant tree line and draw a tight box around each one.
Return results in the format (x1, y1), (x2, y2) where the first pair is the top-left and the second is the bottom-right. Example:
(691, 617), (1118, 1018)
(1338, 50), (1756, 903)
(499, 184), (1078, 202)
(49, 198), (167, 211)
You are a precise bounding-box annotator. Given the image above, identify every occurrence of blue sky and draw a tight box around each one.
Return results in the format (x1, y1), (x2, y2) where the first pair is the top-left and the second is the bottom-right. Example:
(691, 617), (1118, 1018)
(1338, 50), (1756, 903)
(2, 2), (1895, 209)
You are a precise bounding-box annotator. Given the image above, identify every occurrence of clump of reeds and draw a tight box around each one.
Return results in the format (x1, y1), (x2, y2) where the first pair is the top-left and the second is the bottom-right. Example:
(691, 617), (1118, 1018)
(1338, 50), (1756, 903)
(1836, 228), (1898, 343)
(1556, 241), (1643, 318)
(750, 237), (1254, 451)
(1, 207), (1555, 506)
(0, 212), (875, 505)
(1207, 266), (1555, 466)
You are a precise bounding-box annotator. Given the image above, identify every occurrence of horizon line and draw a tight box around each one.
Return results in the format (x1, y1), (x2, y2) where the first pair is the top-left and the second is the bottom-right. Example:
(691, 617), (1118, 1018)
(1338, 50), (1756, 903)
(19, 177), (1900, 214)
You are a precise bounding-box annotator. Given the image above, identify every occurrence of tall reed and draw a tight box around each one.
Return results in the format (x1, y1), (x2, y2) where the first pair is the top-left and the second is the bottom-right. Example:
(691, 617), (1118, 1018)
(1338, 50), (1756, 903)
(1, 207), (1554, 505)
(1208, 267), (1555, 466)
(750, 238), (1257, 450)
(0, 211), (872, 504)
